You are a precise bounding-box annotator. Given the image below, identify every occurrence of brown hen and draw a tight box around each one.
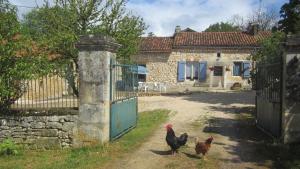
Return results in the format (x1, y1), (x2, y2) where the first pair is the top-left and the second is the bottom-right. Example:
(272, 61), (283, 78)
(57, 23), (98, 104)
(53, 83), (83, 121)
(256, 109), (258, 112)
(195, 136), (213, 157)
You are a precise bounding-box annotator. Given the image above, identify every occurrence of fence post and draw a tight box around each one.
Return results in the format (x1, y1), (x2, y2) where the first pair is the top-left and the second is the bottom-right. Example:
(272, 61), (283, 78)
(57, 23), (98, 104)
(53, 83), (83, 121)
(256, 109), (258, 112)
(75, 35), (120, 146)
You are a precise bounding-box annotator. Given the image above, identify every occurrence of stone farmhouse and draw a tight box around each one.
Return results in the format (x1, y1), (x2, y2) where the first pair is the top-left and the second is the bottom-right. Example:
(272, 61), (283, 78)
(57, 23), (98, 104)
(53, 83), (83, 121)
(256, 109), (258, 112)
(132, 25), (271, 89)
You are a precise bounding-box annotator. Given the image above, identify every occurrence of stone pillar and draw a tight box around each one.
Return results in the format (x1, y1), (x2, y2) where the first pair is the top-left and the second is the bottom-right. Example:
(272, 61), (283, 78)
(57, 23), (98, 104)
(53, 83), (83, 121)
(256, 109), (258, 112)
(282, 35), (300, 144)
(74, 35), (120, 146)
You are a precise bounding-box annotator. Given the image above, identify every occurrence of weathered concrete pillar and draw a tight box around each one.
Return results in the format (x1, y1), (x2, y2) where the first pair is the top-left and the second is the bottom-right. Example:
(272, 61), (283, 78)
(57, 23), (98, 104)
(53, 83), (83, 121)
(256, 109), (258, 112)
(282, 35), (300, 144)
(75, 35), (120, 146)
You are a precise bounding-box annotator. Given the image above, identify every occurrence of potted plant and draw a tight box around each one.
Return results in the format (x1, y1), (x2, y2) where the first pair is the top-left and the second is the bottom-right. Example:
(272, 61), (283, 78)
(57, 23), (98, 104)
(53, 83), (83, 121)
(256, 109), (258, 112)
(225, 66), (231, 71)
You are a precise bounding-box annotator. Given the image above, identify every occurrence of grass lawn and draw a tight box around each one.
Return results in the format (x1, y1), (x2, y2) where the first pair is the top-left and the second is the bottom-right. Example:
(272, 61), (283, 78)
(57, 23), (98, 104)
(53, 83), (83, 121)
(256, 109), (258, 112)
(0, 109), (170, 169)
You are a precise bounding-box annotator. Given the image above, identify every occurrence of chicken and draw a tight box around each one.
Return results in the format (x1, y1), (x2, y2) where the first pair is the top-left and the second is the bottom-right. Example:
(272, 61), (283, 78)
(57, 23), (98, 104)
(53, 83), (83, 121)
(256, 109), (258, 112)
(195, 136), (213, 157)
(165, 124), (188, 155)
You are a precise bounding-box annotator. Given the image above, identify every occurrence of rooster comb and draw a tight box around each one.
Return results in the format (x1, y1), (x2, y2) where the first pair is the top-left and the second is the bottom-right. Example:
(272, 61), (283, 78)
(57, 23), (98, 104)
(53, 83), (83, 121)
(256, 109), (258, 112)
(165, 124), (173, 128)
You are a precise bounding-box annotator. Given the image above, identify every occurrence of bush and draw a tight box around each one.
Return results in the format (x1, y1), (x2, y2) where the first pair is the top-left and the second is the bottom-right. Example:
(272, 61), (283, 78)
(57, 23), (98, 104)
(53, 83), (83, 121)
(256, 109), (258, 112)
(0, 138), (19, 156)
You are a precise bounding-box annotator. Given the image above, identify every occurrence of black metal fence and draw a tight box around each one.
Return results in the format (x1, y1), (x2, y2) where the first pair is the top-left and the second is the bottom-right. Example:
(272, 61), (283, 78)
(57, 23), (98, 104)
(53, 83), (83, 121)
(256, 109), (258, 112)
(10, 69), (79, 110)
(256, 63), (282, 103)
(255, 62), (283, 137)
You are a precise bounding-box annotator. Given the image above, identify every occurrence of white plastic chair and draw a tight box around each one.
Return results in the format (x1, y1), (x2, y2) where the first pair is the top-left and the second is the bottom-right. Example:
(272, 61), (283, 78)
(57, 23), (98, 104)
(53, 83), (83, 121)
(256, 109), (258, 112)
(138, 82), (148, 92)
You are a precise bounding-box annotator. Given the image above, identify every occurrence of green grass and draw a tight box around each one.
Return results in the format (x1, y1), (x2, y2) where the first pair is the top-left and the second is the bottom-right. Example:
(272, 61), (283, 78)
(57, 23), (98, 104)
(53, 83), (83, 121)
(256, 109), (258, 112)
(0, 109), (170, 169)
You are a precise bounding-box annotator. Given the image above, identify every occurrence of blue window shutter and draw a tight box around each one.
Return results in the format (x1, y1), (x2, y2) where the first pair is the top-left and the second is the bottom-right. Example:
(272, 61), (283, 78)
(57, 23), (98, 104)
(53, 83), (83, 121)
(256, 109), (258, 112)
(233, 63), (240, 76)
(199, 61), (207, 81)
(243, 61), (251, 78)
(177, 61), (185, 82)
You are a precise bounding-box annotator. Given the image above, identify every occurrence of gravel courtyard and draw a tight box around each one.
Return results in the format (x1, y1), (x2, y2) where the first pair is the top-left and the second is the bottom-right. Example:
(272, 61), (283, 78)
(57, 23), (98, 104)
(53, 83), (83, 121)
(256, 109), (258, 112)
(109, 91), (274, 169)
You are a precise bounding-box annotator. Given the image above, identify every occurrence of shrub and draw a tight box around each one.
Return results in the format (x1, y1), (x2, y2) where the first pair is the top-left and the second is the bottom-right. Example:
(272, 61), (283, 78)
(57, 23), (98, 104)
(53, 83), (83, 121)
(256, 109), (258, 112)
(0, 138), (19, 156)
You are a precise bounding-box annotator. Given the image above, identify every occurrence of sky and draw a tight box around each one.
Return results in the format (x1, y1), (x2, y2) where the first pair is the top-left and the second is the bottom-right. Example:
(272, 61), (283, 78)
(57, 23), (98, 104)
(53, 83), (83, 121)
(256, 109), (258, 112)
(9, 0), (288, 36)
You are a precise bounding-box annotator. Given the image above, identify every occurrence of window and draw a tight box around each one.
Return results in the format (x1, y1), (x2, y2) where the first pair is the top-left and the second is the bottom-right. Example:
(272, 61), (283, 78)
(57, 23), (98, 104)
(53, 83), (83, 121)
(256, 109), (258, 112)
(178, 61), (207, 81)
(138, 74), (146, 82)
(233, 61), (251, 78)
(217, 52), (221, 58)
(214, 66), (223, 76)
(233, 62), (242, 76)
(186, 61), (199, 80)
(186, 62), (192, 79)
(138, 64), (147, 82)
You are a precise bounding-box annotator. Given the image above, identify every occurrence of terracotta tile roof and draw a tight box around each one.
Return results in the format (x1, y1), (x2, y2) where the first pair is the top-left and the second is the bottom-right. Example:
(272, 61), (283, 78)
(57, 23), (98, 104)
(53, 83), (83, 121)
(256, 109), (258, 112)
(139, 37), (173, 52)
(139, 31), (271, 52)
(173, 31), (271, 47)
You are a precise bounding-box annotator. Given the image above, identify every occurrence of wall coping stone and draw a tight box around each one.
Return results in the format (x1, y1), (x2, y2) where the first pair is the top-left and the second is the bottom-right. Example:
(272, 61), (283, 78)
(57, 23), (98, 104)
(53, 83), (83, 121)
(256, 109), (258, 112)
(0, 108), (79, 116)
(285, 35), (300, 53)
(76, 34), (121, 52)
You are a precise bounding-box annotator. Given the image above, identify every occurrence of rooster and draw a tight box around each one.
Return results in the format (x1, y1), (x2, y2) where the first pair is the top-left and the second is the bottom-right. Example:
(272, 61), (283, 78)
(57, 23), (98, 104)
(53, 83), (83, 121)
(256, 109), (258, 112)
(165, 124), (188, 155)
(195, 136), (213, 158)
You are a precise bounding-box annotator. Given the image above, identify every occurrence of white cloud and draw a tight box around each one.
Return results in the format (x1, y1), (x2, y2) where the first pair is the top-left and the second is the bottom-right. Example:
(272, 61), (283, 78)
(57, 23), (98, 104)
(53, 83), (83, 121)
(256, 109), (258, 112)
(9, 0), (54, 18)
(127, 0), (286, 36)
(10, 0), (287, 36)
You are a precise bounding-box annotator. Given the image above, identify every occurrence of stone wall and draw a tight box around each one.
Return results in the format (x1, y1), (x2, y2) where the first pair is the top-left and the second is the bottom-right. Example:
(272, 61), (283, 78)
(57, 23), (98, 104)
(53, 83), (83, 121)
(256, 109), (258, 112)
(0, 110), (78, 149)
(133, 48), (252, 89)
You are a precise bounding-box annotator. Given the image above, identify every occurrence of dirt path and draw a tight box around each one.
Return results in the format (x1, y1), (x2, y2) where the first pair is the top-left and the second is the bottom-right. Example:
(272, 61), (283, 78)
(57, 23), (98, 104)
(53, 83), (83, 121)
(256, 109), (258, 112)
(110, 91), (273, 169)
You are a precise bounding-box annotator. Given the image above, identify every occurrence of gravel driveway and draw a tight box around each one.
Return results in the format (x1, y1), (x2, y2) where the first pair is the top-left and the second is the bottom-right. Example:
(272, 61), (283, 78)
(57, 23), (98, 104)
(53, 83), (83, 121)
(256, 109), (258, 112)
(109, 91), (273, 169)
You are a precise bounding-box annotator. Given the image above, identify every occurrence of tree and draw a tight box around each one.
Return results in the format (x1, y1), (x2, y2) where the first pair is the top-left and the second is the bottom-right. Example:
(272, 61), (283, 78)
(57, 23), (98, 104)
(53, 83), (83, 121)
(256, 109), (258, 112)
(230, 8), (279, 31)
(230, 14), (247, 31)
(22, 0), (147, 95)
(204, 22), (241, 32)
(24, 0), (147, 62)
(91, 0), (147, 61)
(278, 0), (300, 34)
(252, 31), (285, 63)
(0, 0), (51, 111)
(248, 8), (278, 31)
(250, 31), (285, 90)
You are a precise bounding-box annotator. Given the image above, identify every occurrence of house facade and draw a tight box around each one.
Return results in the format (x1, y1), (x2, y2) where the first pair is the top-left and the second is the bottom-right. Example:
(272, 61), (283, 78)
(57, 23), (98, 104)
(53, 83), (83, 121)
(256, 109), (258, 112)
(133, 26), (271, 89)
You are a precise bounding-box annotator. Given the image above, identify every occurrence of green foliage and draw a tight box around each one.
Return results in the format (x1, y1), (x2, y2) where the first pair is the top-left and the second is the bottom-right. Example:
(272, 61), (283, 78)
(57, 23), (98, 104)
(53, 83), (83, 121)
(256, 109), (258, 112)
(23, 0), (147, 63)
(204, 22), (241, 32)
(252, 31), (285, 63)
(250, 32), (285, 89)
(91, 0), (147, 62)
(279, 0), (300, 34)
(22, 1), (147, 94)
(0, 0), (52, 110)
(0, 138), (19, 156)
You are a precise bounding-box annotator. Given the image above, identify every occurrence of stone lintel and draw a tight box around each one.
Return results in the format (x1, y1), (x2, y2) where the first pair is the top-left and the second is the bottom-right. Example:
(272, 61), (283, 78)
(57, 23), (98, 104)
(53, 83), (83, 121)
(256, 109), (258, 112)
(76, 34), (121, 52)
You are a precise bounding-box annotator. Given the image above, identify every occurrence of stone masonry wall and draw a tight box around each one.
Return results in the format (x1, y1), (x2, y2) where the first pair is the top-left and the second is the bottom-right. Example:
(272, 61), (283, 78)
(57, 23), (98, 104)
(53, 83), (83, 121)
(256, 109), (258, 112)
(133, 48), (252, 89)
(0, 110), (78, 149)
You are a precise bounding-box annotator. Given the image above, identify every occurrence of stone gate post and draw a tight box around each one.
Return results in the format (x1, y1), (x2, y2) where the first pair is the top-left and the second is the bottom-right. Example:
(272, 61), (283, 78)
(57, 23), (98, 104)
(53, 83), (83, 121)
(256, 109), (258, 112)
(75, 35), (120, 146)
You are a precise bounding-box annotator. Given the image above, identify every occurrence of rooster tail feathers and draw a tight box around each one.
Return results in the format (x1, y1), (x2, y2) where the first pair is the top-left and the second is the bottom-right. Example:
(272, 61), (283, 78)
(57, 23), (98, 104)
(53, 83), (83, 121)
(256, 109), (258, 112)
(178, 133), (188, 146)
(181, 133), (188, 138)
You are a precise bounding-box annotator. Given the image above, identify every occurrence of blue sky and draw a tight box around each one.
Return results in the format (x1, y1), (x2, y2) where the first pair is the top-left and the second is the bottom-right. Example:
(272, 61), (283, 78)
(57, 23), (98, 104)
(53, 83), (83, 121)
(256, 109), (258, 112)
(10, 0), (288, 36)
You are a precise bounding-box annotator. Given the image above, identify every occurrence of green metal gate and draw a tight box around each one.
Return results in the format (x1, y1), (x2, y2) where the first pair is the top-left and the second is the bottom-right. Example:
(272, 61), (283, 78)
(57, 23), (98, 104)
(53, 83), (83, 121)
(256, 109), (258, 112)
(110, 60), (138, 140)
